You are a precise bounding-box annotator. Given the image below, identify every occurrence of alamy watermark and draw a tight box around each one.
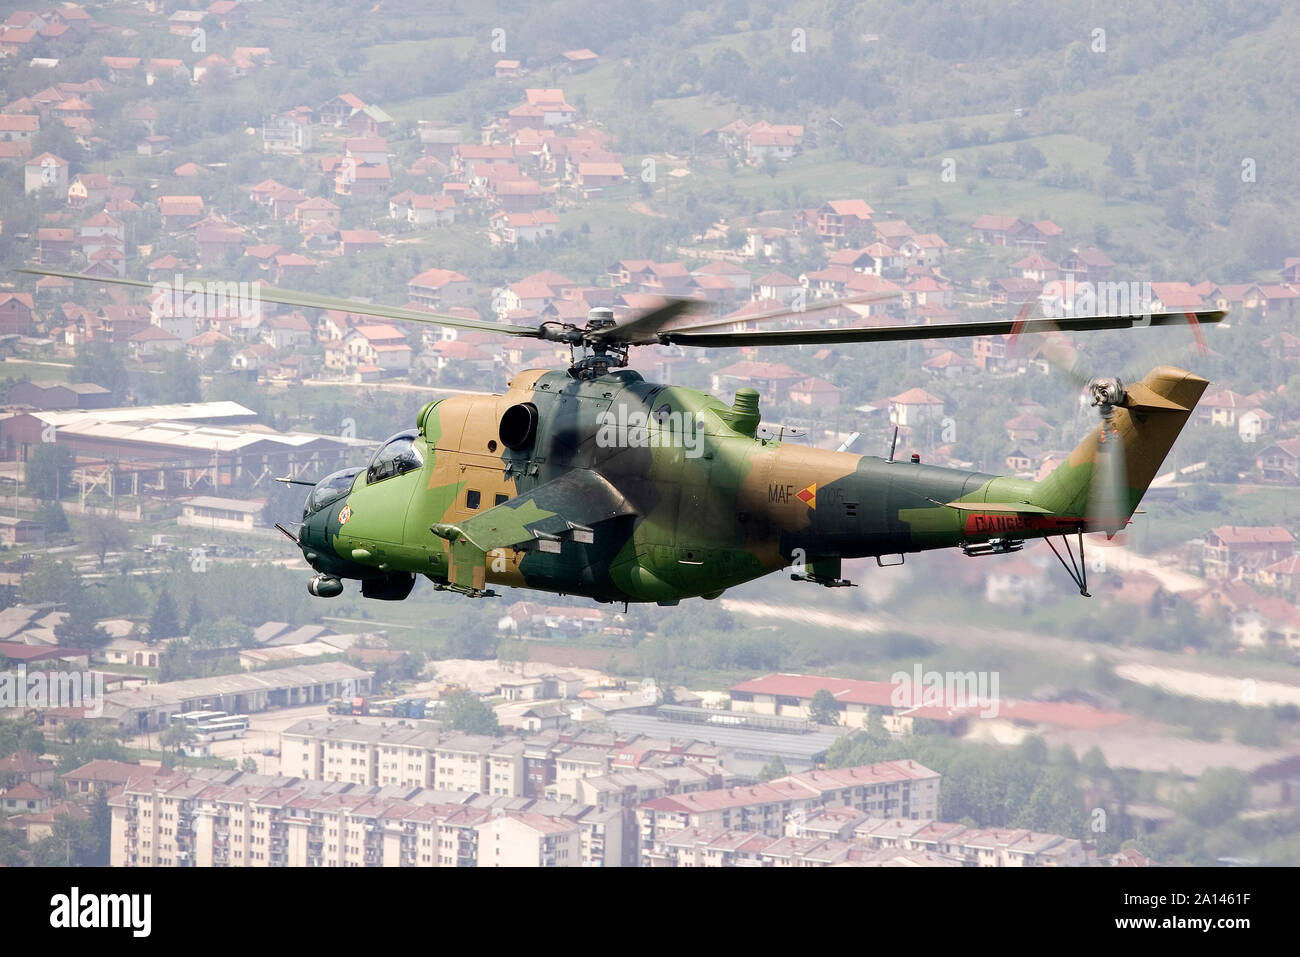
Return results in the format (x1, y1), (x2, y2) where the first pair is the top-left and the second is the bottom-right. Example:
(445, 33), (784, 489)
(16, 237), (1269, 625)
(890, 664), (1000, 718)
(595, 405), (708, 458)
(50, 887), (151, 937)
(1, 665), (104, 718)
(150, 274), (261, 319)
(1040, 278), (1154, 322)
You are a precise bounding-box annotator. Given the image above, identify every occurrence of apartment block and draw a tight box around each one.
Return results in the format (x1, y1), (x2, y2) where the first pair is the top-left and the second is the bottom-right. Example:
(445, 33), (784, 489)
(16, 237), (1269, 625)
(109, 767), (639, 867)
(281, 719), (441, 788)
(647, 812), (1086, 867)
(635, 761), (940, 863)
(477, 812), (581, 867)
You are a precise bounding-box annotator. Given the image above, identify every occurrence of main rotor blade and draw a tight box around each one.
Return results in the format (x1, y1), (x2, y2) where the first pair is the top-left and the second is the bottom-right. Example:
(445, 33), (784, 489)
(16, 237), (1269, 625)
(1033, 331), (1093, 388)
(18, 268), (543, 338)
(669, 289), (902, 335)
(1015, 306), (1218, 379)
(660, 310), (1227, 348)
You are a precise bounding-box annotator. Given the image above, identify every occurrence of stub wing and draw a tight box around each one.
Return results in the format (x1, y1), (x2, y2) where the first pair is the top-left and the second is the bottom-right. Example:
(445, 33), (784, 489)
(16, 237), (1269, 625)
(430, 469), (636, 591)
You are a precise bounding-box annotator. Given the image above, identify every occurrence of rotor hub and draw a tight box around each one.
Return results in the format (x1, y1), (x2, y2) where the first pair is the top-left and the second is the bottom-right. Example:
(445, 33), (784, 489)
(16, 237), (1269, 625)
(585, 307), (616, 331)
(1088, 376), (1125, 410)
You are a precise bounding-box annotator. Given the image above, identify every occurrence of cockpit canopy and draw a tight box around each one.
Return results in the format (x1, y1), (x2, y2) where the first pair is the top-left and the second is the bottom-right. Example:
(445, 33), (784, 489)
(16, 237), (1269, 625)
(305, 466), (363, 516)
(366, 429), (423, 485)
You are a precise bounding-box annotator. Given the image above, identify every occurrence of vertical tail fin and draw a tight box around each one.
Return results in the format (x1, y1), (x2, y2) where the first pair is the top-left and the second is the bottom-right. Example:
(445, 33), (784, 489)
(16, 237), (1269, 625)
(1029, 366), (1208, 524)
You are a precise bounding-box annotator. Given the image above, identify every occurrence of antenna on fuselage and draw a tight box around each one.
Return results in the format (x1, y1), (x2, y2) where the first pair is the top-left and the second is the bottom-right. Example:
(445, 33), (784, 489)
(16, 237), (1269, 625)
(887, 426), (899, 463)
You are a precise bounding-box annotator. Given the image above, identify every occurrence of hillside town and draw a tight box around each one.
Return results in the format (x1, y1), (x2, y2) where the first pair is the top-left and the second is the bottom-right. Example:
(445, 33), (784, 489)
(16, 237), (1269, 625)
(1, 1), (1299, 880)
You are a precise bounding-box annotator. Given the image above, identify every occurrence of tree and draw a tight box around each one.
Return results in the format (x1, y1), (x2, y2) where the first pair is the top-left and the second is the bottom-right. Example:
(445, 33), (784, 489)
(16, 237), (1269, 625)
(240, 757), (258, 773)
(0, 824), (23, 867)
(0, 718), (39, 758)
(55, 601), (109, 650)
(20, 726), (45, 755)
(36, 500), (70, 533)
(57, 729), (129, 773)
(1105, 143), (1135, 179)
(1177, 769), (1248, 828)
(59, 719), (91, 745)
(1017, 734), (1049, 764)
(149, 589), (181, 640)
(30, 814), (102, 867)
(757, 756), (787, 781)
(155, 349), (201, 403)
(19, 557), (83, 606)
(443, 616), (499, 659)
(1230, 206), (1291, 268)
(71, 339), (129, 403)
(1014, 766), (1086, 837)
(203, 340), (235, 376)
(1012, 141), (1046, 172)
(1053, 744), (1079, 771)
(191, 617), (254, 649)
(82, 514), (130, 568)
(24, 442), (73, 501)
(809, 688), (840, 725)
(159, 722), (196, 755)
(185, 595), (203, 634)
(440, 691), (500, 736)
(497, 636), (529, 674)
(89, 791), (110, 865)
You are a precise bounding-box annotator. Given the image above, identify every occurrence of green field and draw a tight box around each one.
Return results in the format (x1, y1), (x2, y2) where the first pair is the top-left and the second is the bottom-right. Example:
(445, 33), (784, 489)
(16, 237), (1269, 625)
(0, 358), (73, 384)
(361, 35), (477, 71)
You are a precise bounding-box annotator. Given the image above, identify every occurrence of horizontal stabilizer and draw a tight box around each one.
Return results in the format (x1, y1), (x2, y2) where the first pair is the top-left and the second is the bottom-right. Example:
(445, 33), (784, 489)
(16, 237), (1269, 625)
(944, 501), (1053, 514)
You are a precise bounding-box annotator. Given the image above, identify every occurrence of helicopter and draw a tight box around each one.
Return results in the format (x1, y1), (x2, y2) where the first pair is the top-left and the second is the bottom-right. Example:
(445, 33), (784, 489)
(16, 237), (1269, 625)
(24, 266), (1224, 605)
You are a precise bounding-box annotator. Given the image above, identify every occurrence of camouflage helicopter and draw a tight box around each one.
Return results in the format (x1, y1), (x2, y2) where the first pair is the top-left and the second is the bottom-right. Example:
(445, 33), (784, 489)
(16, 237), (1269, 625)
(25, 267), (1223, 606)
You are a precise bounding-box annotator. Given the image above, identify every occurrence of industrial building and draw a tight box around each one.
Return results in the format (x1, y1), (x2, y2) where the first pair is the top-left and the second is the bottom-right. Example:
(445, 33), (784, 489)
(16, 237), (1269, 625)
(102, 662), (374, 732)
(7, 381), (113, 410)
(0, 401), (371, 501)
(607, 706), (849, 776)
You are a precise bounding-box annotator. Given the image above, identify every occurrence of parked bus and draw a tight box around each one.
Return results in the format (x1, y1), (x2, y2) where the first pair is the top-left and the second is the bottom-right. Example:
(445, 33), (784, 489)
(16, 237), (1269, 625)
(173, 711), (250, 741)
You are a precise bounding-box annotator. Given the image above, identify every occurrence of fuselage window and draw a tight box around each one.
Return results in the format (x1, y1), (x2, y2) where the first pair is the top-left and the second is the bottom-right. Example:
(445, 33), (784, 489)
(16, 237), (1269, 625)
(466, 489), (481, 510)
(366, 431), (423, 485)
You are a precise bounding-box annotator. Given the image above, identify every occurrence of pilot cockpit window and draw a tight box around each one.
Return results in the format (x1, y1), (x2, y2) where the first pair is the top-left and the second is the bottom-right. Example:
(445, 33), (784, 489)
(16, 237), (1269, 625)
(366, 431), (424, 484)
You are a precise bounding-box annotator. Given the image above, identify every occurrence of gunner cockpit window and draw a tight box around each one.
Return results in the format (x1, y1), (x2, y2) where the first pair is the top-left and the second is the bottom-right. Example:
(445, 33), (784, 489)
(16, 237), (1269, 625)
(305, 467), (362, 516)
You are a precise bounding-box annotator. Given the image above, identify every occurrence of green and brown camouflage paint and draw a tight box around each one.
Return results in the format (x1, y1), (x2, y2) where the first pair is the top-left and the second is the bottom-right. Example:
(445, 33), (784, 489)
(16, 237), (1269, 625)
(300, 365), (1207, 603)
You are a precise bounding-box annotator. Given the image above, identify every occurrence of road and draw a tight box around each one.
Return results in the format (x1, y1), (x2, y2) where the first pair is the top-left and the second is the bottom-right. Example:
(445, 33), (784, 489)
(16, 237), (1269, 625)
(1086, 541), (1205, 594)
(721, 598), (884, 633)
(1112, 663), (1300, 708)
(1, 357), (73, 370)
(720, 596), (1300, 705)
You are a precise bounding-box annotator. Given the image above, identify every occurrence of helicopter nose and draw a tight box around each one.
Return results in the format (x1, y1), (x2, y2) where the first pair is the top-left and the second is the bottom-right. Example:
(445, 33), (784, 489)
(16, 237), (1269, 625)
(299, 498), (332, 553)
